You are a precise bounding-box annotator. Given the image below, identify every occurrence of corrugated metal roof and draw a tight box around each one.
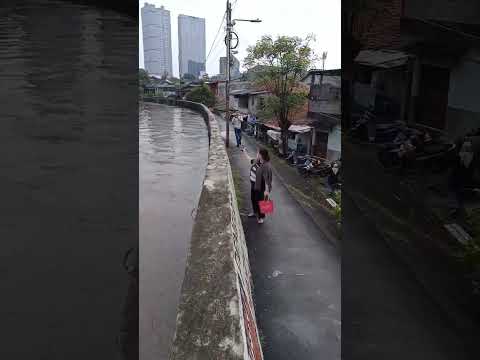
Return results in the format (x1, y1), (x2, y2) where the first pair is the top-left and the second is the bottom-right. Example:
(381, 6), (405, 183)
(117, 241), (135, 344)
(289, 125), (312, 133)
(230, 89), (269, 96)
(355, 50), (409, 68)
(310, 113), (341, 129)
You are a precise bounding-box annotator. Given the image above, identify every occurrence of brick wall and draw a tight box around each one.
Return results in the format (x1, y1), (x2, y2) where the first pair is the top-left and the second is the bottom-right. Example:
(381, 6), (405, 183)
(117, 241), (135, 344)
(352, 0), (403, 50)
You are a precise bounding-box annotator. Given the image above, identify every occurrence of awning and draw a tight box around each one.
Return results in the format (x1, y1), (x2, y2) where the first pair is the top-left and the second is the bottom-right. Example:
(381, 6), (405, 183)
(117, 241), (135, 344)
(230, 90), (250, 96)
(230, 88), (269, 96)
(288, 125), (312, 133)
(310, 113), (341, 130)
(263, 123), (281, 131)
(267, 130), (281, 141)
(355, 50), (409, 68)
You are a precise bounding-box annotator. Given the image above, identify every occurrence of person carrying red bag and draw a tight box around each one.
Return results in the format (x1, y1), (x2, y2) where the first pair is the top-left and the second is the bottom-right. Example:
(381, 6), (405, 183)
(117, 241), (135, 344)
(248, 148), (273, 224)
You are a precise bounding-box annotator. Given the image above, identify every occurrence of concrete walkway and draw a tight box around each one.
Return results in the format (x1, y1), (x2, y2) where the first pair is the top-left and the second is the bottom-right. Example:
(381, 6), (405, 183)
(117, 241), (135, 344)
(218, 117), (341, 360)
(343, 194), (475, 359)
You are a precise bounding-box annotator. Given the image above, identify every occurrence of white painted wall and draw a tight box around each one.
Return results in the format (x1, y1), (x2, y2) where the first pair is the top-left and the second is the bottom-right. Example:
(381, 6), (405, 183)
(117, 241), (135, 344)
(445, 49), (480, 140)
(448, 51), (480, 113)
(327, 125), (341, 160)
(353, 83), (375, 108)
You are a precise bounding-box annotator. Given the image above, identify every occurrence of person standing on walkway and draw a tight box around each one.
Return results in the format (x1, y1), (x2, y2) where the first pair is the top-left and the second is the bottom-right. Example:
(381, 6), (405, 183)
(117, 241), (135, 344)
(248, 158), (260, 218)
(327, 161), (340, 194)
(253, 148), (273, 224)
(232, 112), (242, 147)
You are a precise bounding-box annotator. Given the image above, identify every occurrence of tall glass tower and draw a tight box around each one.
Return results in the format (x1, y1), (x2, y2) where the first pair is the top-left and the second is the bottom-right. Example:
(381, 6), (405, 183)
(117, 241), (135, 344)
(178, 14), (206, 78)
(141, 3), (173, 76)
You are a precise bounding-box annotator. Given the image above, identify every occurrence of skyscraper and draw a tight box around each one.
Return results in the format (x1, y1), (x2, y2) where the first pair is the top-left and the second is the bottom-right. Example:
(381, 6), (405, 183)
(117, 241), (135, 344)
(178, 14), (206, 78)
(219, 56), (240, 79)
(141, 3), (173, 76)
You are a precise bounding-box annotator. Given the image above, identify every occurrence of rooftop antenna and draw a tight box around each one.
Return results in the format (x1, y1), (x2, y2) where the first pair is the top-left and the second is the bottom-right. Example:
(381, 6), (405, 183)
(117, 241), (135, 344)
(320, 51), (328, 87)
(321, 51), (327, 71)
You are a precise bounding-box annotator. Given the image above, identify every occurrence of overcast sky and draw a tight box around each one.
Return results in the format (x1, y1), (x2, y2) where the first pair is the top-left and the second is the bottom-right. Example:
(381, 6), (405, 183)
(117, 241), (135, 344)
(139, 0), (341, 77)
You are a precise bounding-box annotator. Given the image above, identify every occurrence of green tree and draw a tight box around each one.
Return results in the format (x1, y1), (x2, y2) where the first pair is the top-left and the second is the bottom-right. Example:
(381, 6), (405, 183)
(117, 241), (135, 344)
(245, 35), (316, 155)
(169, 76), (181, 84)
(185, 84), (215, 108)
(139, 68), (150, 87)
(182, 73), (196, 82)
(139, 68), (150, 100)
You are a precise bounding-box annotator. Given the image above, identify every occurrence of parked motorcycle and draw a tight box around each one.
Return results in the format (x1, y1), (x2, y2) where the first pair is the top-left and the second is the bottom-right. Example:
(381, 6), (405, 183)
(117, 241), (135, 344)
(303, 163), (331, 177)
(286, 151), (296, 164)
(286, 150), (311, 166)
(297, 158), (317, 174)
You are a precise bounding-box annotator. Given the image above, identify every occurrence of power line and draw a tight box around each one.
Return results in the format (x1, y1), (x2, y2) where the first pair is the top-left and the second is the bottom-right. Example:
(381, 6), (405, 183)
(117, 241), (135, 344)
(206, 11), (227, 62)
(206, 0), (238, 63)
(206, 33), (226, 63)
(207, 40), (226, 66)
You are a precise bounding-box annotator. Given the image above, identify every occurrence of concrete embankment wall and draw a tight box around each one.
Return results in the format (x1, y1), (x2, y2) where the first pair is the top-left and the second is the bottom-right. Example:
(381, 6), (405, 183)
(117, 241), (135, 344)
(156, 99), (264, 360)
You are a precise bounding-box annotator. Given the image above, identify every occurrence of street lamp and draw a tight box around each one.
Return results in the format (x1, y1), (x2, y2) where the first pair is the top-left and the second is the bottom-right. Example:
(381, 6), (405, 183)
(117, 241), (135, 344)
(224, 0), (261, 148)
(232, 18), (262, 25)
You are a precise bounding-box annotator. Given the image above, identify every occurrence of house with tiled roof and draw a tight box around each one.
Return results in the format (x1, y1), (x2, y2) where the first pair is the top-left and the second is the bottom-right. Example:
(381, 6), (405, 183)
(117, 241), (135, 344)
(350, 0), (480, 141)
(260, 69), (342, 160)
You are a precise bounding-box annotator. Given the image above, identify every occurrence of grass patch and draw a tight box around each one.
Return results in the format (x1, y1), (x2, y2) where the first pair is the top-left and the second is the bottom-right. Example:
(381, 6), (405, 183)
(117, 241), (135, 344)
(332, 190), (342, 224)
(255, 140), (340, 218)
(355, 192), (411, 228)
(466, 207), (480, 237)
(459, 207), (480, 295)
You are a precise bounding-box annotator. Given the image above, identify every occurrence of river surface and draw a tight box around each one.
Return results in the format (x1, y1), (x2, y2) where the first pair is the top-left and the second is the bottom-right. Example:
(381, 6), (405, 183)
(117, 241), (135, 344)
(0, 2), (138, 359)
(139, 103), (209, 360)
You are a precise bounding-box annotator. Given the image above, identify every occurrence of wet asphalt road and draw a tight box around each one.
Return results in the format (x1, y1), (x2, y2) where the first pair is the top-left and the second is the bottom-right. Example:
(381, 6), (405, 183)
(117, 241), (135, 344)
(139, 103), (208, 360)
(218, 117), (341, 360)
(219, 117), (476, 359)
(342, 193), (476, 360)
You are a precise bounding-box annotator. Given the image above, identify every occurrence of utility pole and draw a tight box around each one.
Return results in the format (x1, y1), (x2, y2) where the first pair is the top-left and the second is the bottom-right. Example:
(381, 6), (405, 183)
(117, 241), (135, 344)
(225, 0), (232, 147)
(224, 2), (260, 147)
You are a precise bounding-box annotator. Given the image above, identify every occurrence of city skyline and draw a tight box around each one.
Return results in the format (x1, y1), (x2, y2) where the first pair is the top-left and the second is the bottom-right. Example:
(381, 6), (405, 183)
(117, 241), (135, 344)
(141, 3), (173, 76)
(219, 55), (240, 78)
(178, 14), (206, 77)
(138, 0), (341, 77)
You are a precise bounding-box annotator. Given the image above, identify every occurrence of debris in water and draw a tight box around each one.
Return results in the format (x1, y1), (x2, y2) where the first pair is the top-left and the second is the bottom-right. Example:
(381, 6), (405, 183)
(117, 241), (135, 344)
(272, 270), (282, 278)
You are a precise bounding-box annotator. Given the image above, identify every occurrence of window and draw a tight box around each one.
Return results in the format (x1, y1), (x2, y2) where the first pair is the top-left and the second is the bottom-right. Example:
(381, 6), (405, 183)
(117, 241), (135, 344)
(258, 97), (265, 108)
(330, 88), (340, 100)
(316, 131), (328, 143)
(238, 96), (248, 109)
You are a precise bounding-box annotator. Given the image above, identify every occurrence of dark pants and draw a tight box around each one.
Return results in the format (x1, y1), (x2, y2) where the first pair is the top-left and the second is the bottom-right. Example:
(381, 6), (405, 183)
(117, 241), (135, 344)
(251, 181), (266, 218)
(234, 128), (242, 146)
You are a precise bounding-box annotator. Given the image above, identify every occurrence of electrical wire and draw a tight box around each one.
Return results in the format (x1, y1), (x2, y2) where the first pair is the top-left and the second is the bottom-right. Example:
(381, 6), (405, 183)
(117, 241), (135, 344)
(206, 11), (227, 62)
(207, 29), (226, 60)
(416, 17), (480, 41)
(205, 1), (239, 70)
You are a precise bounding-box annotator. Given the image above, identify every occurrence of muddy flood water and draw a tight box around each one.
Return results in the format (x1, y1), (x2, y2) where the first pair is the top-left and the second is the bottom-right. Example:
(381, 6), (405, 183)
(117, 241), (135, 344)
(139, 103), (209, 360)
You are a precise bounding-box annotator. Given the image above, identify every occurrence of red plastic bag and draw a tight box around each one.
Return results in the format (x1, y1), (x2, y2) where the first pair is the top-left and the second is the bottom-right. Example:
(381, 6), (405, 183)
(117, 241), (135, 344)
(259, 199), (274, 214)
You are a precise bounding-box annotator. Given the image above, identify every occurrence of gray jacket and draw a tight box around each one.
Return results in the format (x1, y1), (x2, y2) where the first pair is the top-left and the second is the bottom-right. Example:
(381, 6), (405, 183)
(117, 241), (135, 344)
(255, 162), (272, 192)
